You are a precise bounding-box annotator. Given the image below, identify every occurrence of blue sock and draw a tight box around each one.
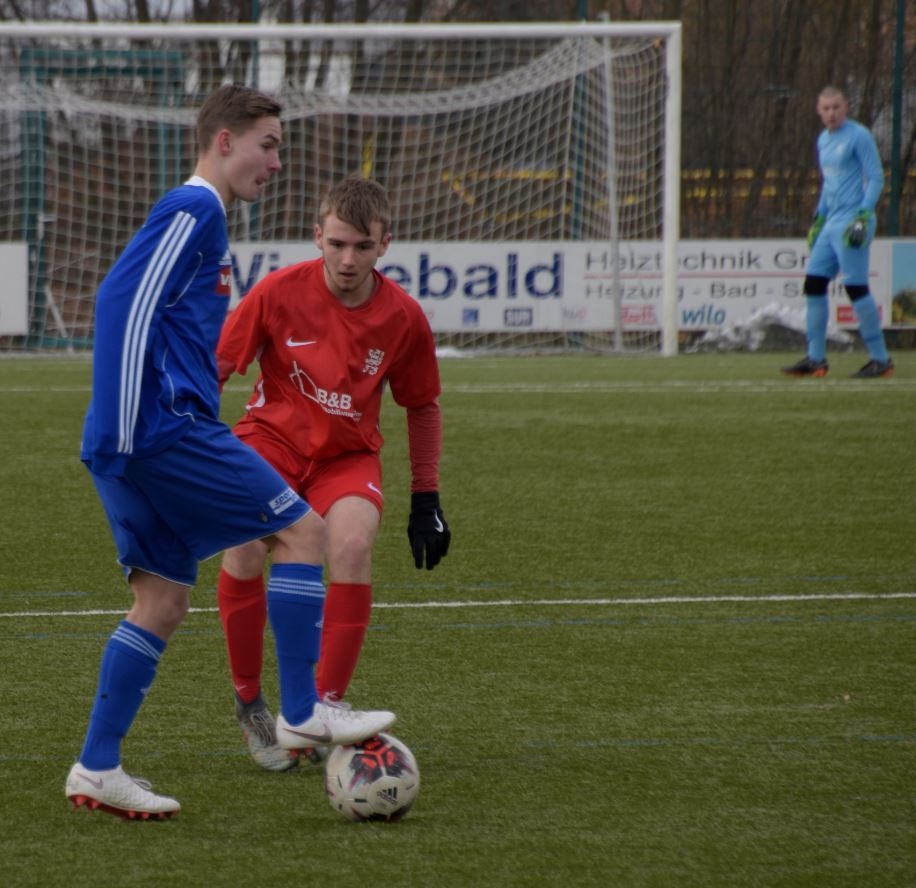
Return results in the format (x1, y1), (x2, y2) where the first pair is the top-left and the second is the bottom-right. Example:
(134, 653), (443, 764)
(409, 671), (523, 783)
(852, 294), (889, 362)
(267, 563), (325, 724)
(79, 621), (166, 770)
(805, 295), (829, 362)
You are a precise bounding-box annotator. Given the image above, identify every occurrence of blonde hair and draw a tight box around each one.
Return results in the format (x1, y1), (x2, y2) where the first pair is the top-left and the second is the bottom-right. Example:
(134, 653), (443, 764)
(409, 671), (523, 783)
(818, 85), (847, 102)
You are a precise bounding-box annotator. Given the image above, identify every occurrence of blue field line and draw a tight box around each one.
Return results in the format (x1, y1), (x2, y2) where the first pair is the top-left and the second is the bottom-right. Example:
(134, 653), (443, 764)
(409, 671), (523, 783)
(1, 590), (915, 621)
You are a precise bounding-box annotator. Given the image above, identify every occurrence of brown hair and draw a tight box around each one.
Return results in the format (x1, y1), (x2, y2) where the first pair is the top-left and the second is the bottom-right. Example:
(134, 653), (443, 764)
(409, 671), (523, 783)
(318, 175), (392, 236)
(196, 84), (282, 152)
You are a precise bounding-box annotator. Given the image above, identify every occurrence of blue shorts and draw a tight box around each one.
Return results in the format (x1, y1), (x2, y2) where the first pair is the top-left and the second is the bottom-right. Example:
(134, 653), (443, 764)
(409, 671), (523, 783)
(87, 416), (311, 586)
(807, 213), (875, 287)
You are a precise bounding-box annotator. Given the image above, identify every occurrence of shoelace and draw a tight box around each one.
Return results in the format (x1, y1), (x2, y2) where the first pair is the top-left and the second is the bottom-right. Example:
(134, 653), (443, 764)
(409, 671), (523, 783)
(319, 696), (365, 720)
(246, 708), (278, 744)
(128, 775), (153, 791)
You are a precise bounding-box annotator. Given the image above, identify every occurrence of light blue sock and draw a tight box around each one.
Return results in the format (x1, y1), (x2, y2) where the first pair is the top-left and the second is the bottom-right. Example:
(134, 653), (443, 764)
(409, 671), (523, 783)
(852, 294), (889, 362)
(79, 621), (166, 770)
(267, 563), (325, 724)
(805, 294), (829, 362)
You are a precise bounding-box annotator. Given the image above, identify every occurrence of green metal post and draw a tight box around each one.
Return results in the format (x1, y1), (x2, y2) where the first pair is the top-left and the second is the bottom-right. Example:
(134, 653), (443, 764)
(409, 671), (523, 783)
(887, 0), (904, 235)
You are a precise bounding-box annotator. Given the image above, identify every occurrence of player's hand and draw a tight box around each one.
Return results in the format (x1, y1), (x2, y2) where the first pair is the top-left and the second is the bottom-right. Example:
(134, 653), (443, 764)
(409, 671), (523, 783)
(844, 210), (872, 248)
(407, 491), (451, 570)
(806, 213), (825, 249)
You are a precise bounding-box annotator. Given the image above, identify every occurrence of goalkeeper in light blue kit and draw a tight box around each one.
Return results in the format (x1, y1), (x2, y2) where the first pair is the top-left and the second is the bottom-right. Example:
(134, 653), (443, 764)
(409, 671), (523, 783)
(782, 85), (893, 379)
(66, 85), (394, 821)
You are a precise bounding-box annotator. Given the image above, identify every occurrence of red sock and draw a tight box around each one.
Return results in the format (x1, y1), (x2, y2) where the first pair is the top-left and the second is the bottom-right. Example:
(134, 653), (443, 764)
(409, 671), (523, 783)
(217, 568), (266, 705)
(316, 583), (372, 701)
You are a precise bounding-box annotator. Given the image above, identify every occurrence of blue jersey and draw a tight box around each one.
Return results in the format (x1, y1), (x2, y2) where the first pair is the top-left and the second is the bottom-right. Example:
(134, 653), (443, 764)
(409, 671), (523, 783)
(815, 119), (883, 223)
(81, 177), (232, 475)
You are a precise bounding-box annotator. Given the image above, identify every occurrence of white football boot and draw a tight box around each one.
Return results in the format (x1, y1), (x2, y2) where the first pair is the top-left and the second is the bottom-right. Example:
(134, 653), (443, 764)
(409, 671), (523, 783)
(66, 763), (180, 820)
(276, 698), (395, 750)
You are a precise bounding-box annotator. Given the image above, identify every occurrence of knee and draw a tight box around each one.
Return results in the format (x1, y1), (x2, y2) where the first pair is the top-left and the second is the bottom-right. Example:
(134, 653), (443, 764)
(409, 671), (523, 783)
(222, 538), (270, 579)
(274, 510), (327, 563)
(803, 275), (830, 297)
(844, 284), (869, 302)
(163, 593), (190, 627)
(128, 574), (189, 639)
(328, 528), (374, 576)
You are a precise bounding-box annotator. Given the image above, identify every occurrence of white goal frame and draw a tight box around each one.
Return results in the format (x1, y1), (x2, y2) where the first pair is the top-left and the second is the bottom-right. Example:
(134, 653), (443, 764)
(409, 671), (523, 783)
(0, 20), (682, 355)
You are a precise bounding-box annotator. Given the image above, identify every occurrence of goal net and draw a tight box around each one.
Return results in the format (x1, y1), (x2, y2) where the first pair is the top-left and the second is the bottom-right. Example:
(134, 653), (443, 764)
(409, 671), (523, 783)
(0, 21), (681, 354)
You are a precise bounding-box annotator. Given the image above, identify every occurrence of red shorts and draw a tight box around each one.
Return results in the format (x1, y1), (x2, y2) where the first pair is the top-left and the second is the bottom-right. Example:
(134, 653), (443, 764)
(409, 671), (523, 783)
(235, 426), (383, 517)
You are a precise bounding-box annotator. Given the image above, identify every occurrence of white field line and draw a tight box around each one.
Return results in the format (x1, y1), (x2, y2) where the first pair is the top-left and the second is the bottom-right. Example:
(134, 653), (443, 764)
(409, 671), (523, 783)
(2, 379), (916, 396)
(2, 590), (914, 620)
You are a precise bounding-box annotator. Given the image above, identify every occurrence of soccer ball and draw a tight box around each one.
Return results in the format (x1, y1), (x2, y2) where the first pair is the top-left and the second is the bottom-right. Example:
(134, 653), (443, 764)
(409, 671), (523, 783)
(325, 733), (420, 822)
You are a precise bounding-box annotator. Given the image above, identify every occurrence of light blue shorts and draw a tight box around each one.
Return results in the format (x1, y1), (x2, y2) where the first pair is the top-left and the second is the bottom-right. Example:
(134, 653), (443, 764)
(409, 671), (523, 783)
(807, 213), (875, 287)
(87, 415), (311, 586)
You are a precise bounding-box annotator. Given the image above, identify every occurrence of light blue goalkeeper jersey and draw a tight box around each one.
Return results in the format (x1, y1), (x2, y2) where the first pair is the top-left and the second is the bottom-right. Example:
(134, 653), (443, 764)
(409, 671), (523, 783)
(815, 119), (883, 222)
(81, 177), (232, 476)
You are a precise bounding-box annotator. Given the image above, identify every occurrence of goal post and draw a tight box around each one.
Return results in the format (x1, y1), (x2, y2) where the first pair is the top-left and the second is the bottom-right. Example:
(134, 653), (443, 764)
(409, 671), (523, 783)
(0, 20), (681, 355)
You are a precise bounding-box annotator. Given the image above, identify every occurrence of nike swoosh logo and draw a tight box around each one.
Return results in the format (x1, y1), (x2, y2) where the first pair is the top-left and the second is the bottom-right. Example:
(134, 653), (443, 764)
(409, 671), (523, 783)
(286, 337), (317, 347)
(434, 515), (444, 532)
(285, 725), (333, 743)
(76, 772), (104, 790)
(367, 482), (383, 497)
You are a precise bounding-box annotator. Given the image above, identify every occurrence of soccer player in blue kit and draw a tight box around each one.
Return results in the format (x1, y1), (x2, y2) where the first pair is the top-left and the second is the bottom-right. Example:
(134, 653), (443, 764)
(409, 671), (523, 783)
(782, 85), (894, 379)
(66, 85), (394, 821)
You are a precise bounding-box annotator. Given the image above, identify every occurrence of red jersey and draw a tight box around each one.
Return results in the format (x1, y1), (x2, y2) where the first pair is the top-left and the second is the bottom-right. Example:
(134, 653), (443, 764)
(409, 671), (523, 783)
(217, 258), (440, 461)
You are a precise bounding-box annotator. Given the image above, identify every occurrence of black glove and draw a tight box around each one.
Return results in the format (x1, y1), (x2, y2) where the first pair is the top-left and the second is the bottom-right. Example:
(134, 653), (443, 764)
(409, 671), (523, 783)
(407, 491), (451, 570)
(844, 210), (871, 248)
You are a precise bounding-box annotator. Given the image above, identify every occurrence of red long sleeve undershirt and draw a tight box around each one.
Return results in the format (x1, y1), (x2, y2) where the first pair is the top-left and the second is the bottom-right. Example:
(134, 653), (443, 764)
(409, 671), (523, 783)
(406, 400), (442, 492)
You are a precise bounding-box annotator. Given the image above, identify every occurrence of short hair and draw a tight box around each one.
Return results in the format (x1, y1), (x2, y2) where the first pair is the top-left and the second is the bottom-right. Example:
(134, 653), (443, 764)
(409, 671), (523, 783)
(196, 84), (282, 152)
(818, 85), (848, 102)
(318, 175), (392, 236)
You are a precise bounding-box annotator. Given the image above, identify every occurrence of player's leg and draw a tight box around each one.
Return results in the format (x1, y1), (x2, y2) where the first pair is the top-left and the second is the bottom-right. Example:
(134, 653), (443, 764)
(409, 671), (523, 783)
(67, 472), (195, 819)
(302, 452), (383, 704)
(268, 453), (393, 751)
(316, 495), (380, 701)
(216, 428), (307, 768)
(269, 511), (394, 749)
(781, 273), (832, 376)
(218, 538), (299, 770)
(140, 419), (393, 751)
(219, 539), (270, 705)
(782, 227), (838, 376)
(840, 240), (893, 377)
(803, 276), (831, 364)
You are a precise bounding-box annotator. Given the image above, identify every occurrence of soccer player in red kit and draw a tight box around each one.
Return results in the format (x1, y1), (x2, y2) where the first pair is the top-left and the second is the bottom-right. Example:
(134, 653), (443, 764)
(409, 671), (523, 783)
(216, 175), (450, 770)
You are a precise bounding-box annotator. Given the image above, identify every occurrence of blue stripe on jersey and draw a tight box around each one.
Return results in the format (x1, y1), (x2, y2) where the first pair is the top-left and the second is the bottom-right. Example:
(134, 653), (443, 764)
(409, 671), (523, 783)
(118, 211), (196, 455)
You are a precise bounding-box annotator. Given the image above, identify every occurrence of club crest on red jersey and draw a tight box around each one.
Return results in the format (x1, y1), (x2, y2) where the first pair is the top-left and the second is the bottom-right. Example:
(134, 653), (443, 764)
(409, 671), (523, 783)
(363, 348), (385, 375)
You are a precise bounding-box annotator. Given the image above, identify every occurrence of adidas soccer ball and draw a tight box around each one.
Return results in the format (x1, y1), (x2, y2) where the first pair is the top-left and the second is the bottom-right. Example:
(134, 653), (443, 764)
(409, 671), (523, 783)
(324, 733), (420, 822)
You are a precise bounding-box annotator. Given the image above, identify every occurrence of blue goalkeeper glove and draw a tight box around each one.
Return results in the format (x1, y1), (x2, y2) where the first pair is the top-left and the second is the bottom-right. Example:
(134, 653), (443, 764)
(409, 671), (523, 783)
(407, 491), (451, 570)
(806, 213), (825, 249)
(844, 210), (872, 248)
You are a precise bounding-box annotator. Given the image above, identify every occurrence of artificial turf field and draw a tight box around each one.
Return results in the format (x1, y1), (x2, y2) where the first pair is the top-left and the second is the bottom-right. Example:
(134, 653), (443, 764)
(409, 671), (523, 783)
(1, 351), (913, 887)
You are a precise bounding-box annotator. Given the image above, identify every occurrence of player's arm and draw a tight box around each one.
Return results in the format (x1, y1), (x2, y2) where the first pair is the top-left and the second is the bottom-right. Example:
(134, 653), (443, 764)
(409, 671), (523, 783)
(844, 128), (884, 248)
(808, 141), (828, 247)
(215, 282), (269, 390)
(405, 400), (450, 570)
(89, 205), (209, 467)
(857, 128), (884, 213)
